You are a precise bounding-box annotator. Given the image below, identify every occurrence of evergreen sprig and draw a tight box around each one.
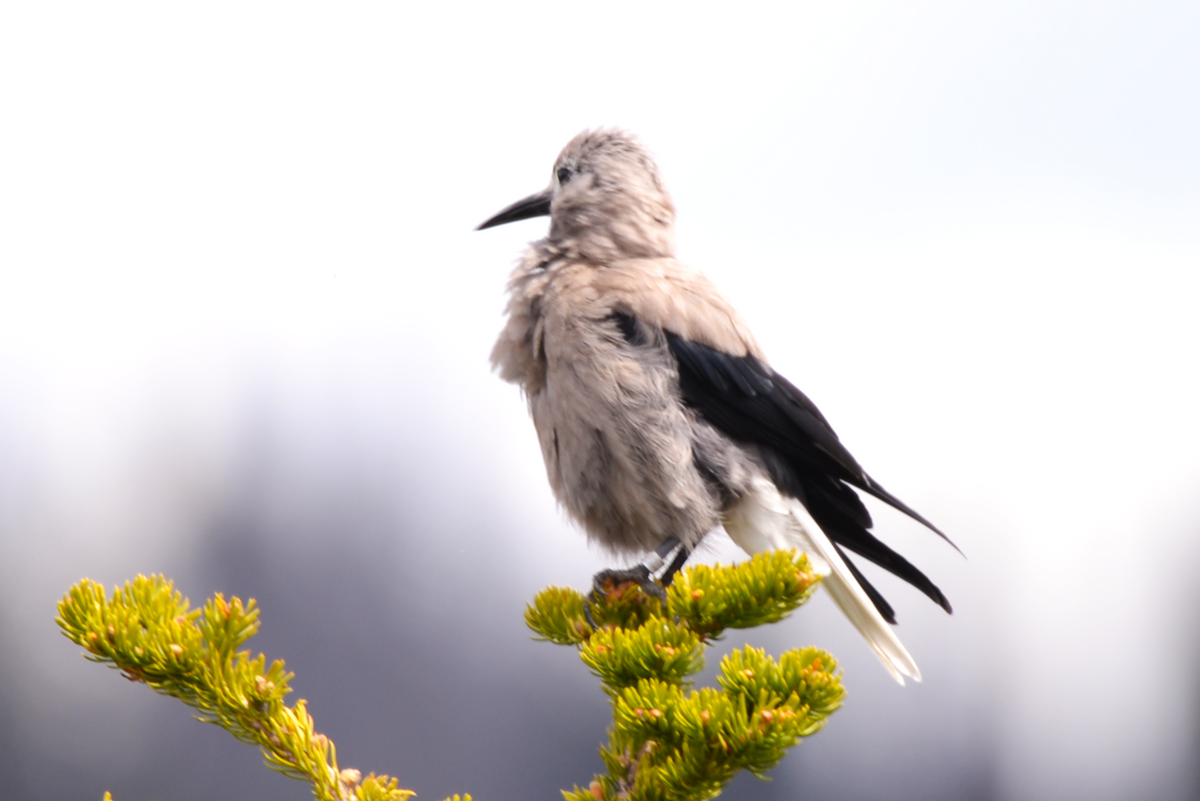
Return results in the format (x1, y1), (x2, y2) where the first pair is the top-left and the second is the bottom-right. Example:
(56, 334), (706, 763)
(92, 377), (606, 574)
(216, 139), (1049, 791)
(526, 551), (843, 801)
(60, 551), (839, 801)
(56, 574), (469, 801)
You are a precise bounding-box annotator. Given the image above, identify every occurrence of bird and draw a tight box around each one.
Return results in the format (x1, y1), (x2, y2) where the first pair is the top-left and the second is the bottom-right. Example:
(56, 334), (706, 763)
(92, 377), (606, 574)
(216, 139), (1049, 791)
(476, 129), (954, 684)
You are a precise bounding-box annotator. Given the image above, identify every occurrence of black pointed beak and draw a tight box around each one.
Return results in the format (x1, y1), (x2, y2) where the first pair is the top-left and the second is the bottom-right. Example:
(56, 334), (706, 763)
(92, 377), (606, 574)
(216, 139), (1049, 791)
(475, 190), (553, 231)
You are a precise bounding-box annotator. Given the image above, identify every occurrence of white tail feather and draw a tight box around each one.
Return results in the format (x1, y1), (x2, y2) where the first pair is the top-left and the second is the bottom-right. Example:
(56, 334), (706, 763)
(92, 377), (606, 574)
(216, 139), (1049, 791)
(722, 477), (921, 685)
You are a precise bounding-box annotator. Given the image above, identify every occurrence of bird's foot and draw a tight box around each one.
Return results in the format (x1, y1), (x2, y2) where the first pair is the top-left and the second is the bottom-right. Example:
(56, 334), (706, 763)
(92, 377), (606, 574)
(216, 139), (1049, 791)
(591, 564), (667, 603)
(584, 538), (689, 628)
(585, 565), (665, 629)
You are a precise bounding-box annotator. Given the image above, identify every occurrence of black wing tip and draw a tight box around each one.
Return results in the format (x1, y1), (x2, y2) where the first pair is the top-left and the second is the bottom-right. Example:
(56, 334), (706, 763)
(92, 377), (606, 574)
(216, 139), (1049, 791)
(831, 523), (956, 616)
(918, 515), (965, 557)
(835, 544), (898, 624)
(857, 478), (965, 557)
(930, 585), (953, 615)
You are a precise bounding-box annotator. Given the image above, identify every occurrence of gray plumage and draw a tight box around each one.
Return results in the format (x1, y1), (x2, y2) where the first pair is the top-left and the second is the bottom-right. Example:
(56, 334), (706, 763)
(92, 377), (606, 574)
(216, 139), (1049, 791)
(479, 129), (952, 684)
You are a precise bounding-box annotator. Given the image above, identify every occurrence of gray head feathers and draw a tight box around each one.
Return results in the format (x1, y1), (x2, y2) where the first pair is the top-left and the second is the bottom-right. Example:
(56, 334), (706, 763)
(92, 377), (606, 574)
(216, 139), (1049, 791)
(548, 129), (676, 261)
(479, 129), (676, 264)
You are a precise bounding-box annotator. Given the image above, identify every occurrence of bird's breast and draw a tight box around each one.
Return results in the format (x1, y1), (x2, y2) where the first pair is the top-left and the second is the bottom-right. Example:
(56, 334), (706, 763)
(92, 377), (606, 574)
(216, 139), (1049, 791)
(529, 319), (714, 553)
(493, 253), (761, 555)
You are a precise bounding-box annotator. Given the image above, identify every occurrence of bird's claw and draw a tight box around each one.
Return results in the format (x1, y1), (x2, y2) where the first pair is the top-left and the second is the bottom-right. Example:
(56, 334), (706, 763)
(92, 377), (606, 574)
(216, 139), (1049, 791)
(584, 565), (668, 628)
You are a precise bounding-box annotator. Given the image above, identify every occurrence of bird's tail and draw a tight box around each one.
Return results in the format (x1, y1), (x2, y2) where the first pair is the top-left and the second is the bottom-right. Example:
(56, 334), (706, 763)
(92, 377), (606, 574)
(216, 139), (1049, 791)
(722, 477), (920, 685)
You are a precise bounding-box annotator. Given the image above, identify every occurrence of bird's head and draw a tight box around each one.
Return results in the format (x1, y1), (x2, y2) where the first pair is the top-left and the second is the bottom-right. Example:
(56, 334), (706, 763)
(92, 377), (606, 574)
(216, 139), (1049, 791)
(477, 129), (676, 262)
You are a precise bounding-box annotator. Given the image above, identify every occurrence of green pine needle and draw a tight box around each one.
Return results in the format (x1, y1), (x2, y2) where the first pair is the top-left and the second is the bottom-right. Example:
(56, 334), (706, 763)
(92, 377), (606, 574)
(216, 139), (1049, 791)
(526, 550), (843, 801)
(57, 575), (429, 801)
(66, 549), (839, 801)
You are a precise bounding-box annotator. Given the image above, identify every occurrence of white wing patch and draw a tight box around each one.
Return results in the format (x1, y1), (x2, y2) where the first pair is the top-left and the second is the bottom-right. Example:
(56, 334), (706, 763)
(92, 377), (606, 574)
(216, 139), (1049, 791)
(722, 476), (921, 685)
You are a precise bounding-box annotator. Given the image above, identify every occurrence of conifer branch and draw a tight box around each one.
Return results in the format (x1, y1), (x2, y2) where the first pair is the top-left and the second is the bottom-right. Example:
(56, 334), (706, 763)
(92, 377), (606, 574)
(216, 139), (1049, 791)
(526, 551), (844, 801)
(56, 575), (466, 801)
(60, 550), (842, 801)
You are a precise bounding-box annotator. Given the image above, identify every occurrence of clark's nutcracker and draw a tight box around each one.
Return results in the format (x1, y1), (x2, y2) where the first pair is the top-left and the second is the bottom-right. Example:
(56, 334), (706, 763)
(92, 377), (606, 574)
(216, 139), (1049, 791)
(478, 129), (954, 684)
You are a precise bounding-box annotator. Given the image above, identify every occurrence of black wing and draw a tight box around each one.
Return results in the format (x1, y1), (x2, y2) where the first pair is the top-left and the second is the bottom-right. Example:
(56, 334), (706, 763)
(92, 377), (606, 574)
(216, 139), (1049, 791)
(628, 316), (954, 622)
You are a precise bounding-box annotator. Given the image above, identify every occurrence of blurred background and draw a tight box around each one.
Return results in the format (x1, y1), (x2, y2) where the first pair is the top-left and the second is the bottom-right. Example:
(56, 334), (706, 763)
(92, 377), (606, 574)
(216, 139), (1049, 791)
(2, 2), (1198, 799)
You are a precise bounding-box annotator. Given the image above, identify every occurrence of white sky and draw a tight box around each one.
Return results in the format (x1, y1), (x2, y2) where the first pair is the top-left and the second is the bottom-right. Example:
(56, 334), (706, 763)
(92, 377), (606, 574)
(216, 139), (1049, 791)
(1, 3), (1198, 800)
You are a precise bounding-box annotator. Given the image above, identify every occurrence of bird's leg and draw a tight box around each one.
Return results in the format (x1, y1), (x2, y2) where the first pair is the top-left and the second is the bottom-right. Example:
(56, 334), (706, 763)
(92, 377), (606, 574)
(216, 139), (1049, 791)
(659, 543), (691, 586)
(586, 538), (688, 626)
(641, 536), (689, 585)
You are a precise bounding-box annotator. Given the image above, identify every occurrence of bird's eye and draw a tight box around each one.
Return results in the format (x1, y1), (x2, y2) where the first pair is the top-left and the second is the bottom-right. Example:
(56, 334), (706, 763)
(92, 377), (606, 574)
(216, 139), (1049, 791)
(557, 167), (572, 185)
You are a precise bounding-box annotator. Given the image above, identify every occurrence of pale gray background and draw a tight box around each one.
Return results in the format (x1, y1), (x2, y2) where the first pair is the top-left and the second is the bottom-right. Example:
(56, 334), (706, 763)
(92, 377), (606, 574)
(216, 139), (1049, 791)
(1, 2), (1198, 800)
